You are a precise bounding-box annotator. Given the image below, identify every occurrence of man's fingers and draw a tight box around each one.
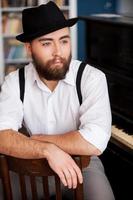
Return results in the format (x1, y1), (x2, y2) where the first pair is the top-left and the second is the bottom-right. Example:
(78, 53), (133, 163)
(70, 158), (83, 185)
(63, 159), (83, 189)
(56, 165), (80, 189)
(58, 170), (67, 187)
(73, 164), (83, 184)
(61, 159), (83, 188)
(63, 169), (73, 189)
(68, 167), (78, 189)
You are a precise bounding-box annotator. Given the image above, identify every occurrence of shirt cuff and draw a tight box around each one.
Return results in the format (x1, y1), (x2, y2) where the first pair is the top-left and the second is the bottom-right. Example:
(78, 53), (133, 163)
(78, 126), (111, 153)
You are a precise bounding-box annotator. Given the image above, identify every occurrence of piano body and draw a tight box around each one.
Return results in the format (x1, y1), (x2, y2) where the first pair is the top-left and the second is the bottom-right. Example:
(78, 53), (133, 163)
(80, 15), (133, 200)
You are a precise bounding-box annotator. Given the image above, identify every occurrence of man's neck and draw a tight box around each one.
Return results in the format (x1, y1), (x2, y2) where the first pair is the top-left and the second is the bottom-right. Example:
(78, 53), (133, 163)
(40, 77), (59, 91)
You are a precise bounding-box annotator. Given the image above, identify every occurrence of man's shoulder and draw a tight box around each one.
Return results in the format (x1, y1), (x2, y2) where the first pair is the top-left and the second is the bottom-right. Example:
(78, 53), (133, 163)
(4, 68), (19, 84)
(1, 64), (33, 92)
(70, 59), (86, 76)
(86, 64), (105, 78)
(70, 59), (105, 79)
(5, 63), (31, 77)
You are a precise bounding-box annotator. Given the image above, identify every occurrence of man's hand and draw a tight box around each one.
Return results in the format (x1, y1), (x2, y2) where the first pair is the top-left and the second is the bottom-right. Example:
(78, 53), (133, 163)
(46, 143), (83, 189)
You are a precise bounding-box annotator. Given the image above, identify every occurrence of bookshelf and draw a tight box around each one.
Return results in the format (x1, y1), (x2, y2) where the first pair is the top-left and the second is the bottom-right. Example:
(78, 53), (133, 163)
(0, 0), (77, 85)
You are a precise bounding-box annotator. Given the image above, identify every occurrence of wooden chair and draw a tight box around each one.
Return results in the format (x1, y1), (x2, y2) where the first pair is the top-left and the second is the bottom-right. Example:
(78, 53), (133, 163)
(0, 154), (90, 200)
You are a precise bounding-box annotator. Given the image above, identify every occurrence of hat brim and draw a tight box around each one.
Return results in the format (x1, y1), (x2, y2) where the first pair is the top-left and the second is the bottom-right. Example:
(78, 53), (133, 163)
(16, 17), (78, 42)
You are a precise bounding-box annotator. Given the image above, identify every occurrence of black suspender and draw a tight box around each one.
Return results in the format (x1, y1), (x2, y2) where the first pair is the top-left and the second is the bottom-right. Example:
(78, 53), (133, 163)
(19, 67), (25, 102)
(19, 62), (87, 104)
(76, 62), (86, 105)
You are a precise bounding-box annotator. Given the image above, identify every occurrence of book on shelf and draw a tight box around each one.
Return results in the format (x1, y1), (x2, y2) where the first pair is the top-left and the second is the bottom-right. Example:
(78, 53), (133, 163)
(4, 38), (28, 60)
(55, 0), (69, 6)
(7, 44), (28, 60)
(27, 0), (38, 6)
(1, 0), (8, 7)
(4, 39), (18, 58)
(1, 0), (38, 7)
(4, 38), (15, 58)
(2, 13), (22, 35)
(39, 0), (69, 6)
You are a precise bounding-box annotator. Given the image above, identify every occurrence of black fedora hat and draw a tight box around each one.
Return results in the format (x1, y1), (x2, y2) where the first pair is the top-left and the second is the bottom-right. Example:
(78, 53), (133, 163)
(16, 1), (78, 42)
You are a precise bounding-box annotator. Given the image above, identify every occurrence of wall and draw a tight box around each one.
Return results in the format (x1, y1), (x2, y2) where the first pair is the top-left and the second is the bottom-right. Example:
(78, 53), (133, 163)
(77, 0), (117, 60)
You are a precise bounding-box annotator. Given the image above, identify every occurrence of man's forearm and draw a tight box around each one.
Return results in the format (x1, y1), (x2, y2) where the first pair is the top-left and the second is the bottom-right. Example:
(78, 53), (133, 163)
(31, 131), (101, 156)
(0, 129), (84, 189)
(0, 129), (51, 159)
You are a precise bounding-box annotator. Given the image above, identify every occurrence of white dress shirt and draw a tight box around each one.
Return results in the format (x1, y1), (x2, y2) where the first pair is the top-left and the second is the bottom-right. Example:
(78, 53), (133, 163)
(0, 59), (111, 152)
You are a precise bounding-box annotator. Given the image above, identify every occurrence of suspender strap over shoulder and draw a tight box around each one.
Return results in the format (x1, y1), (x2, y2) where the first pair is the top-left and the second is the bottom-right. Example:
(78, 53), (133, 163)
(19, 62), (87, 104)
(19, 67), (25, 103)
(76, 62), (87, 105)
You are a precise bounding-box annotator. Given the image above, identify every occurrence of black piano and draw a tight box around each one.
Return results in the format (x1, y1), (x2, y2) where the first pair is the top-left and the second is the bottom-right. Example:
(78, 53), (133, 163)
(80, 15), (133, 200)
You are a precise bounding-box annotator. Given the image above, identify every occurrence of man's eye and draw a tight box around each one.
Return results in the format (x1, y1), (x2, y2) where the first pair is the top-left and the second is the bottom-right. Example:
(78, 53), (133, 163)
(42, 42), (51, 46)
(61, 40), (68, 44)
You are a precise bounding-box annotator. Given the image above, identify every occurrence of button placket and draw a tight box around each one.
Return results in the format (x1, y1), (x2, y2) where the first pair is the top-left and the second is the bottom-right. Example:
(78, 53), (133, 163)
(47, 94), (56, 133)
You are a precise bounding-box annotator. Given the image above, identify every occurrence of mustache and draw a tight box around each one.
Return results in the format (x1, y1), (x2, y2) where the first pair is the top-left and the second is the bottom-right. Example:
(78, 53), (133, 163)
(48, 56), (65, 64)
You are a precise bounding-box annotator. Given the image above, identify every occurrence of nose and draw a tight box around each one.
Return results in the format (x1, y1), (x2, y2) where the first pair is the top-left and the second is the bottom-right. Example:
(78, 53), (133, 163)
(53, 42), (62, 57)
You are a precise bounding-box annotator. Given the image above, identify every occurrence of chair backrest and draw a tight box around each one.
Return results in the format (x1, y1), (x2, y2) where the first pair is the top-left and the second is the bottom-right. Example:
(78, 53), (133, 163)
(0, 154), (90, 200)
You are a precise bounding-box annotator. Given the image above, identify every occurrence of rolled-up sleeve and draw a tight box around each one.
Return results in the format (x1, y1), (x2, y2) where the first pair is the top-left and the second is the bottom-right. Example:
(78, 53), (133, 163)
(78, 66), (111, 152)
(0, 72), (23, 131)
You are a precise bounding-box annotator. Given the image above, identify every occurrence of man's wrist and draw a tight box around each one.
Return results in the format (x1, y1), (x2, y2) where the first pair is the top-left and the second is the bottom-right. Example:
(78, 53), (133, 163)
(41, 142), (55, 160)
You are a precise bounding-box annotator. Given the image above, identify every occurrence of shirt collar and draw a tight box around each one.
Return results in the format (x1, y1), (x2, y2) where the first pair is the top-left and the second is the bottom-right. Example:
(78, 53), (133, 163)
(62, 60), (75, 86)
(29, 60), (75, 87)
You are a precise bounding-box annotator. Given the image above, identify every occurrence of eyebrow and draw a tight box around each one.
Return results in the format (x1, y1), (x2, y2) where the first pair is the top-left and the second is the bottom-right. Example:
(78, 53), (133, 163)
(38, 35), (70, 42)
(60, 35), (70, 40)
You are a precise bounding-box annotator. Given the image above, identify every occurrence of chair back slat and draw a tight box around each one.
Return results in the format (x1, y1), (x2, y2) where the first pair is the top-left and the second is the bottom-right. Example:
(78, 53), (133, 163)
(19, 174), (28, 200)
(30, 176), (38, 200)
(55, 175), (62, 200)
(42, 177), (50, 200)
(74, 182), (84, 200)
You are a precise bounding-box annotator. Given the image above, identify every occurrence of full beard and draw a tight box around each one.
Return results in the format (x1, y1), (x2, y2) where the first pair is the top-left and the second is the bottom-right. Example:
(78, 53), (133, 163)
(32, 53), (72, 81)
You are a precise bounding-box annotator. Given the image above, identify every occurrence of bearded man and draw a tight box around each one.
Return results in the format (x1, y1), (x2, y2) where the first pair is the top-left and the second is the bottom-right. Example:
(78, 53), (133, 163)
(0, 2), (115, 200)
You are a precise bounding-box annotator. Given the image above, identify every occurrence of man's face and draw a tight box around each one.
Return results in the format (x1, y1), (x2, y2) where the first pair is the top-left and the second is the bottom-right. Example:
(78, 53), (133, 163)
(27, 27), (71, 80)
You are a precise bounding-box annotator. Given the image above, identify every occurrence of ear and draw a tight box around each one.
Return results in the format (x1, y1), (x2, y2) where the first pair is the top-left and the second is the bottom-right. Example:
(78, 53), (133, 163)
(24, 43), (32, 57)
